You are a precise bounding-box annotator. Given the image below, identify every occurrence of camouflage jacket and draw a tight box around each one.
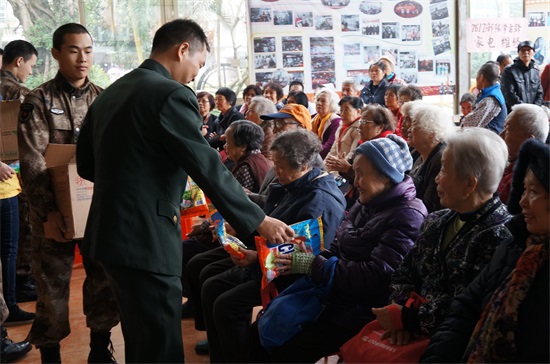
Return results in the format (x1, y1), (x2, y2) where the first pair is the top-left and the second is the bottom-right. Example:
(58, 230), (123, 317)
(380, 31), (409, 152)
(0, 70), (31, 101)
(18, 72), (102, 219)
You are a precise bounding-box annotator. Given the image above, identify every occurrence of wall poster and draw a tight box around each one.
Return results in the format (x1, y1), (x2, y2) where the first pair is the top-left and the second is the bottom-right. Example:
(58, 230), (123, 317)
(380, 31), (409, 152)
(247, 0), (457, 96)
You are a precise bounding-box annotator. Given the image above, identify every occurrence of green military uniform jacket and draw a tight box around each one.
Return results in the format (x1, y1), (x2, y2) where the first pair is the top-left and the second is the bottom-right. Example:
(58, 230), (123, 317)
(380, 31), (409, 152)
(77, 59), (265, 276)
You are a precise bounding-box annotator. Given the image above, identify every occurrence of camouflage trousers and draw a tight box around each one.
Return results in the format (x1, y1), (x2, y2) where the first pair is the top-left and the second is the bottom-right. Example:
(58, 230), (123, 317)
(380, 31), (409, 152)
(27, 212), (120, 347)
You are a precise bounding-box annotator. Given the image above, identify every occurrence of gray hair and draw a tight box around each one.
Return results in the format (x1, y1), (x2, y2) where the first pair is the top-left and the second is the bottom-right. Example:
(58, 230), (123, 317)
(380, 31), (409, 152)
(249, 96), (277, 116)
(270, 129), (322, 170)
(412, 104), (456, 143)
(398, 84), (423, 101)
(400, 100), (422, 119)
(227, 120), (265, 152)
(341, 77), (359, 91)
(314, 88), (340, 113)
(507, 104), (549, 142)
(445, 127), (508, 195)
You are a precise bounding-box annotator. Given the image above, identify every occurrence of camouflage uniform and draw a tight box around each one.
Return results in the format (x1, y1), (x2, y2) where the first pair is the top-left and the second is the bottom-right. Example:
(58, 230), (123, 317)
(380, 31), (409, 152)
(0, 70), (33, 279)
(18, 72), (119, 348)
(0, 70), (30, 102)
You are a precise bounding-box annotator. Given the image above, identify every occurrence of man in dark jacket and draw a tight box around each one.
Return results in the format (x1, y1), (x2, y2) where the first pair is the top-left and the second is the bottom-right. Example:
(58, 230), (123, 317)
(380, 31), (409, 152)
(500, 40), (543, 113)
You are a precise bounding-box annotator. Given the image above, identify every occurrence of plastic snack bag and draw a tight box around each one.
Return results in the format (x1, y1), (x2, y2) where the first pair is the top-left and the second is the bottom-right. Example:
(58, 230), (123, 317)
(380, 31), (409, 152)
(211, 211), (246, 259)
(256, 217), (324, 289)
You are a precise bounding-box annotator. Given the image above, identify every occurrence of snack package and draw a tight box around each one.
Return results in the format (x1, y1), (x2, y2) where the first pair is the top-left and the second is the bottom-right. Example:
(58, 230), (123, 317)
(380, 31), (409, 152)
(211, 211), (246, 259)
(256, 217), (324, 289)
(181, 177), (207, 210)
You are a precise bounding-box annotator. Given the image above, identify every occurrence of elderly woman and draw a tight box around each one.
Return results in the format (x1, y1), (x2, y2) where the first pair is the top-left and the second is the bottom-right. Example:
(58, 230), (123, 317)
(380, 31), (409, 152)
(408, 104), (456, 212)
(250, 135), (428, 362)
(400, 100), (422, 163)
(385, 84), (403, 135)
(341, 77), (359, 97)
(378, 55), (407, 85)
(325, 96), (363, 164)
(238, 84), (263, 116)
(360, 61), (389, 106)
(371, 128), (512, 349)
(246, 96), (276, 160)
(196, 91), (217, 142)
(422, 139), (550, 363)
(398, 84), (423, 105)
(224, 121), (272, 194)
(209, 87), (245, 150)
(312, 88), (342, 158)
(201, 129), (346, 363)
(263, 82), (284, 110)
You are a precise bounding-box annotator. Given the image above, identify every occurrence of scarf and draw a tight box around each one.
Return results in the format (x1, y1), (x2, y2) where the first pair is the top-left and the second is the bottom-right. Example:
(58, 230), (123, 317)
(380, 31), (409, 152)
(312, 113), (333, 139)
(466, 234), (549, 363)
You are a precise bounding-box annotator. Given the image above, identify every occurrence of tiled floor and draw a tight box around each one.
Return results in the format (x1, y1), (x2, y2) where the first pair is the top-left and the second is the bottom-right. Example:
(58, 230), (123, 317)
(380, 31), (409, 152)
(6, 264), (209, 363)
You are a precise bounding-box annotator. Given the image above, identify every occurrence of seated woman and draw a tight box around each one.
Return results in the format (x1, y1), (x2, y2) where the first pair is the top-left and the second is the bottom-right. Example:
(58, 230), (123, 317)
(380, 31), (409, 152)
(250, 135), (428, 362)
(384, 84), (403, 135)
(371, 128), (512, 348)
(196, 91), (217, 143)
(400, 100), (423, 161)
(286, 90), (309, 110)
(408, 103), (456, 212)
(238, 84), (262, 116)
(263, 82), (284, 110)
(422, 139), (549, 363)
(224, 121), (272, 194)
(312, 88), (342, 158)
(197, 129), (347, 362)
(209, 87), (244, 151)
(325, 96), (363, 163)
(245, 96), (277, 161)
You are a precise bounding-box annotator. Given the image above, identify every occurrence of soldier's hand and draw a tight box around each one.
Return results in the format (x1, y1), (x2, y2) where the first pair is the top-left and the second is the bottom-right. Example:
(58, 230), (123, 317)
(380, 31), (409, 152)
(0, 162), (15, 182)
(256, 216), (294, 245)
(45, 211), (70, 243)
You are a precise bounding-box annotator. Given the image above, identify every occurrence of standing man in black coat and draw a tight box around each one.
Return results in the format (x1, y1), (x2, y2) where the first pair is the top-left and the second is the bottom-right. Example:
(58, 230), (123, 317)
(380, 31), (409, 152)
(76, 19), (294, 363)
(500, 40), (543, 113)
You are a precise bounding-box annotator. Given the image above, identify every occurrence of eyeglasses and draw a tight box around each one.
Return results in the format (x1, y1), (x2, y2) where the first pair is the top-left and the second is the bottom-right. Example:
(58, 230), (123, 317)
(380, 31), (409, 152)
(274, 120), (299, 129)
(359, 119), (375, 125)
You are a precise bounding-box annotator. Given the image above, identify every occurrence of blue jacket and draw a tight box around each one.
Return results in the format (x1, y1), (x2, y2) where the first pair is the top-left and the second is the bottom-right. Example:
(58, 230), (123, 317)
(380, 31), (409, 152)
(477, 84), (507, 134)
(311, 176), (427, 331)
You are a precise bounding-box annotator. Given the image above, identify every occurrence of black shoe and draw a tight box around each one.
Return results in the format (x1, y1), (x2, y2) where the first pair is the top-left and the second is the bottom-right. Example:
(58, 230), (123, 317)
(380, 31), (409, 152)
(4, 305), (35, 326)
(0, 326), (32, 363)
(16, 289), (37, 303)
(88, 332), (117, 363)
(181, 300), (194, 319)
(39, 344), (61, 364)
(16, 275), (37, 302)
(195, 340), (209, 355)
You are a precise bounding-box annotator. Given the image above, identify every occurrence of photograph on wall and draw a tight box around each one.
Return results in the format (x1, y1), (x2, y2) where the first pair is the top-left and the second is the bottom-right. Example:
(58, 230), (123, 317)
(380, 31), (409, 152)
(430, 2), (449, 20)
(315, 15), (334, 30)
(430, 0), (446, 3)
(312, 54), (335, 70)
(250, 8), (272, 22)
(282, 36), (303, 51)
(322, 0), (351, 9)
(341, 15), (360, 31)
(254, 37), (276, 53)
(400, 71), (418, 83)
(347, 69), (370, 85)
(394, 0), (423, 18)
(274, 10), (293, 25)
(362, 19), (380, 36)
(288, 71), (305, 82)
(435, 59), (451, 76)
(399, 51), (416, 69)
(295, 12), (313, 27)
(255, 72), (273, 86)
(401, 24), (421, 41)
(528, 12), (546, 27)
(382, 22), (399, 39)
(344, 43), (361, 56)
(310, 36), (335, 54)
(312, 71), (336, 88)
(283, 53), (304, 68)
(433, 34), (451, 55)
(418, 56), (434, 72)
(272, 69), (290, 87)
(359, 1), (382, 15)
(364, 45), (380, 63)
(254, 53), (277, 69)
(432, 18), (450, 38)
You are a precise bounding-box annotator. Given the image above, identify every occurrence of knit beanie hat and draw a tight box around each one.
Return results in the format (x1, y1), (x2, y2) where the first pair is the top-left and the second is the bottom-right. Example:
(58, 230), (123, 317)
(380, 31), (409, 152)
(354, 134), (412, 184)
(508, 138), (550, 214)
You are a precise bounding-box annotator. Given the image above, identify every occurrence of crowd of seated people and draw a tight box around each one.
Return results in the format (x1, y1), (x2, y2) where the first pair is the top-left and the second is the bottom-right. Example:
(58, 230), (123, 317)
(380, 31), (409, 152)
(182, 73), (549, 363)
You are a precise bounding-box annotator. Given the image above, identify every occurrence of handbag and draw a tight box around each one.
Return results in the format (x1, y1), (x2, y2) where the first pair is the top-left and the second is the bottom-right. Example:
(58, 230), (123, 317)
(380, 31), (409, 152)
(258, 256), (339, 351)
(339, 292), (429, 363)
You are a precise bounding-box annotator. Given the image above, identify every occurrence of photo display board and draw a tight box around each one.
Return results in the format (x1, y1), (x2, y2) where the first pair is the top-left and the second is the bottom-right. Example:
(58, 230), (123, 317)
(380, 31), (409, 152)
(248, 0), (457, 95)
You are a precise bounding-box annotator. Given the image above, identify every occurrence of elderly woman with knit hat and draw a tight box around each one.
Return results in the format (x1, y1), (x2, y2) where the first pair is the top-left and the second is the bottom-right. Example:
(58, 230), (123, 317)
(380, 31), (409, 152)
(371, 128), (512, 350)
(422, 138), (550, 363)
(249, 135), (428, 363)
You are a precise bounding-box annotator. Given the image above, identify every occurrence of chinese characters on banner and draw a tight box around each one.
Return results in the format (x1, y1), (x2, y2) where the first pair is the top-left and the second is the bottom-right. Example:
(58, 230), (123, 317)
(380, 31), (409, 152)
(466, 18), (528, 53)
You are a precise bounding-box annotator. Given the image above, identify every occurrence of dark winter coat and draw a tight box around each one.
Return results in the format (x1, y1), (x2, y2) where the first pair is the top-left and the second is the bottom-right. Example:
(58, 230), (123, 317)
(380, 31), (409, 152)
(500, 57), (543, 113)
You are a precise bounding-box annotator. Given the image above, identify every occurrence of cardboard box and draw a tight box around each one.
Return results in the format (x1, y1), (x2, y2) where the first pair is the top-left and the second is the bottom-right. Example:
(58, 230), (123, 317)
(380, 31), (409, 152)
(0, 101), (21, 161)
(44, 144), (93, 240)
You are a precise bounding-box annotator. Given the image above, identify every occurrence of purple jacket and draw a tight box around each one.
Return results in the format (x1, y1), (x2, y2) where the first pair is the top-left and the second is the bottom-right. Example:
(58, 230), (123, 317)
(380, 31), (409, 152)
(311, 176), (427, 331)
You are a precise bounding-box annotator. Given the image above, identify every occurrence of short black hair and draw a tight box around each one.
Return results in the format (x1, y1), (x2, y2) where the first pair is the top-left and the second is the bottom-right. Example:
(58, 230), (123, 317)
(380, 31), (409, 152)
(242, 84), (262, 98)
(289, 80), (304, 90)
(385, 84), (402, 96)
(477, 61), (500, 85)
(196, 91), (215, 111)
(288, 91), (309, 108)
(216, 87), (237, 106)
(264, 82), (284, 101)
(496, 54), (511, 65)
(339, 96), (363, 109)
(53, 23), (92, 50)
(227, 120), (265, 152)
(2, 40), (38, 65)
(152, 19), (210, 54)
